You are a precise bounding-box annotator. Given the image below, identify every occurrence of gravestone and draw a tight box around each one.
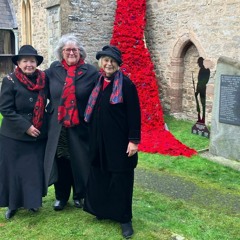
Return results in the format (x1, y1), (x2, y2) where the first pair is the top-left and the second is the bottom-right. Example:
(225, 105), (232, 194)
(209, 56), (240, 161)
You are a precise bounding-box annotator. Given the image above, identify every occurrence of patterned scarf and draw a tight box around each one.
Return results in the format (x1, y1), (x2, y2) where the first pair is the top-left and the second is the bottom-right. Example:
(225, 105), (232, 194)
(58, 59), (84, 127)
(15, 66), (46, 130)
(84, 70), (123, 122)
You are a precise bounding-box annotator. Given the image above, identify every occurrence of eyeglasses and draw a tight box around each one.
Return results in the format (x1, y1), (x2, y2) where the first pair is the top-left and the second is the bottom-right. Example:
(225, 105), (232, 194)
(63, 48), (79, 53)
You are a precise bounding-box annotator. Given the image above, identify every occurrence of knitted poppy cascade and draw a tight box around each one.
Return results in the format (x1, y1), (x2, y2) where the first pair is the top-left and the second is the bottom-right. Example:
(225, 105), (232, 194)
(110, 0), (197, 157)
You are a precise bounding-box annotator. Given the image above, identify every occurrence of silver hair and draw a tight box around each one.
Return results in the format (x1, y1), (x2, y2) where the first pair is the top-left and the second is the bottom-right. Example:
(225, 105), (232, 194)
(98, 58), (104, 68)
(54, 33), (87, 61)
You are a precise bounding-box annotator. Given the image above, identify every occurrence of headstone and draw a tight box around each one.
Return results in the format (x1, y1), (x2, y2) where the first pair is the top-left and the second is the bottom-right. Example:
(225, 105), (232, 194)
(209, 56), (240, 161)
(219, 74), (240, 126)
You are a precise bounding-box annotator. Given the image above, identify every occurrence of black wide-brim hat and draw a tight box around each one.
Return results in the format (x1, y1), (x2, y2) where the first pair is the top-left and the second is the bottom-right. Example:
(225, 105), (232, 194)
(12, 45), (44, 66)
(96, 45), (123, 65)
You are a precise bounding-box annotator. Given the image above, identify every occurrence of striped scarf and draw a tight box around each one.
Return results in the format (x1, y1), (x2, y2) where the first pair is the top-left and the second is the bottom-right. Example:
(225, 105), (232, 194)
(84, 70), (123, 122)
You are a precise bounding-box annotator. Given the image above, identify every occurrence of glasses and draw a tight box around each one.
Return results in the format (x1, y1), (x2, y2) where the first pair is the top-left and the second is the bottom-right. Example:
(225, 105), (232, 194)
(63, 48), (79, 54)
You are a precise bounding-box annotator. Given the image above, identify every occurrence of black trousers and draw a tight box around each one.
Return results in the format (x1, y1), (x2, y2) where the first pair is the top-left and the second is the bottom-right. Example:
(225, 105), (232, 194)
(54, 157), (80, 202)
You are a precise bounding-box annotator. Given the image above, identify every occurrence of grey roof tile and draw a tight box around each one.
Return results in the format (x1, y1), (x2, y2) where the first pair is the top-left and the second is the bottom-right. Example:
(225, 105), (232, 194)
(0, 0), (17, 29)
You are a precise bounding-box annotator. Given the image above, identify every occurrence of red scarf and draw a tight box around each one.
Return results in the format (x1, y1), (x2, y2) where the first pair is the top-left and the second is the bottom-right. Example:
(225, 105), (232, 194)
(58, 59), (84, 127)
(15, 66), (46, 130)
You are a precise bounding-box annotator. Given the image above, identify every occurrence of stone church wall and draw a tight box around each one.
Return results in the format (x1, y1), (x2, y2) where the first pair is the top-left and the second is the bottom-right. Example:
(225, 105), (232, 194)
(62, 0), (116, 64)
(8, 0), (240, 124)
(145, 0), (240, 124)
(12, 0), (48, 69)
(11, 0), (116, 69)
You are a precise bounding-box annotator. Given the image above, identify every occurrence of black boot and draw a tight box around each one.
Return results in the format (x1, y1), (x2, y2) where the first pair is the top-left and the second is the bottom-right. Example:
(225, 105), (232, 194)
(53, 200), (67, 211)
(28, 208), (39, 213)
(73, 199), (84, 208)
(121, 221), (134, 239)
(5, 208), (17, 220)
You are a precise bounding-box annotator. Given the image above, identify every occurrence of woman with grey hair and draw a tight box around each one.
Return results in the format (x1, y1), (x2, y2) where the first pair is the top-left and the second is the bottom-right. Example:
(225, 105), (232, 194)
(43, 33), (98, 211)
(54, 34), (87, 62)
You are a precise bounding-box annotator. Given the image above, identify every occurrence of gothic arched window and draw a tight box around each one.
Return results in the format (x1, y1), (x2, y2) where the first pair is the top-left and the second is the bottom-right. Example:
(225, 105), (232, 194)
(22, 0), (32, 44)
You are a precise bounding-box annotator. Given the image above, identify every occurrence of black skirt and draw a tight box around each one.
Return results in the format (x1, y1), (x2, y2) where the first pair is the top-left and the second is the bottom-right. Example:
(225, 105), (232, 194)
(0, 135), (46, 210)
(84, 166), (134, 223)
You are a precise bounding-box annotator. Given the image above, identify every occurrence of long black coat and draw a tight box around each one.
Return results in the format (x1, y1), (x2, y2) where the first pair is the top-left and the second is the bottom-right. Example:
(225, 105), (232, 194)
(89, 74), (141, 172)
(43, 61), (98, 196)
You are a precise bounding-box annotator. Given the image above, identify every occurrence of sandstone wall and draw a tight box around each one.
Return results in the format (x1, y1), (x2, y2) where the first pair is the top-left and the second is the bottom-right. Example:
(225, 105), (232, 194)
(145, 0), (240, 124)
(11, 0), (116, 69)
(64, 0), (116, 64)
(8, 0), (240, 125)
(10, 0), (48, 70)
(26, 0), (115, 67)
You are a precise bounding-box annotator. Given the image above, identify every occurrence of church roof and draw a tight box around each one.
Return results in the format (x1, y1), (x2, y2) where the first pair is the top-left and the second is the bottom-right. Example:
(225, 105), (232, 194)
(0, 0), (17, 29)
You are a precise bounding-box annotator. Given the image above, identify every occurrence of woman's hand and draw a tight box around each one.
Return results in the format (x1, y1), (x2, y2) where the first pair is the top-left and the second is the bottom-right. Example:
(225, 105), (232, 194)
(126, 142), (138, 157)
(26, 125), (41, 138)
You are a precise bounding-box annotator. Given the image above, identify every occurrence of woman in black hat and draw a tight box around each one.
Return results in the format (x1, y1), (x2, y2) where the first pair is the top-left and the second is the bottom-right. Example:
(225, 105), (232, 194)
(0, 45), (48, 219)
(84, 45), (141, 238)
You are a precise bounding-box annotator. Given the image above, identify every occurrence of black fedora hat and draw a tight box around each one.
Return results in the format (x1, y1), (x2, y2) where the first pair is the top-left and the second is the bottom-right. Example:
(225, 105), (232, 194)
(12, 45), (44, 66)
(96, 45), (122, 65)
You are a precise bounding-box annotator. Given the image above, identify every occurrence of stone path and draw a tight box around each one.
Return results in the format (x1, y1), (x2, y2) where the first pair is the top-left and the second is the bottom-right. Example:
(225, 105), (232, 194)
(135, 152), (240, 214)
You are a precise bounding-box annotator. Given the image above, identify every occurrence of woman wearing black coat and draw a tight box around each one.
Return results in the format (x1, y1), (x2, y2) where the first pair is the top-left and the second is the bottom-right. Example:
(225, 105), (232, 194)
(43, 34), (98, 211)
(0, 45), (48, 219)
(84, 45), (141, 239)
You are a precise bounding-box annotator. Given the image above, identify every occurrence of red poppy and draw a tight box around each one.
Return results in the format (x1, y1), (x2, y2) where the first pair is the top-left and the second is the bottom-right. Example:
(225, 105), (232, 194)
(64, 94), (76, 109)
(71, 109), (80, 125)
(58, 106), (67, 122)
(62, 85), (75, 99)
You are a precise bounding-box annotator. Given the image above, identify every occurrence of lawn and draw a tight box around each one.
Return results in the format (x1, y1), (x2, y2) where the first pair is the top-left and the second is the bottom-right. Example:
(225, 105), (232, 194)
(0, 115), (239, 240)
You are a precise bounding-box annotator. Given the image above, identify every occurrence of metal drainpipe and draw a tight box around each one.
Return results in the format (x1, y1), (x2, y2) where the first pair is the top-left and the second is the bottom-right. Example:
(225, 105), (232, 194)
(12, 28), (19, 54)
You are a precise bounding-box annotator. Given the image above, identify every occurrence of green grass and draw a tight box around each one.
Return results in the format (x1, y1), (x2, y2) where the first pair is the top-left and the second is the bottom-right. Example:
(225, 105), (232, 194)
(0, 115), (240, 240)
(139, 115), (240, 191)
(164, 115), (210, 151)
(138, 152), (240, 191)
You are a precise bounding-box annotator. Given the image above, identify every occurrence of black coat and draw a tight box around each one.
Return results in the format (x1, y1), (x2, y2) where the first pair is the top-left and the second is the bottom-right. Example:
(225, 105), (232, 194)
(0, 72), (48, 209)
(0, 73), (48, 140)
(89, 74), (141, 172)
(43, 61), (98, 196)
